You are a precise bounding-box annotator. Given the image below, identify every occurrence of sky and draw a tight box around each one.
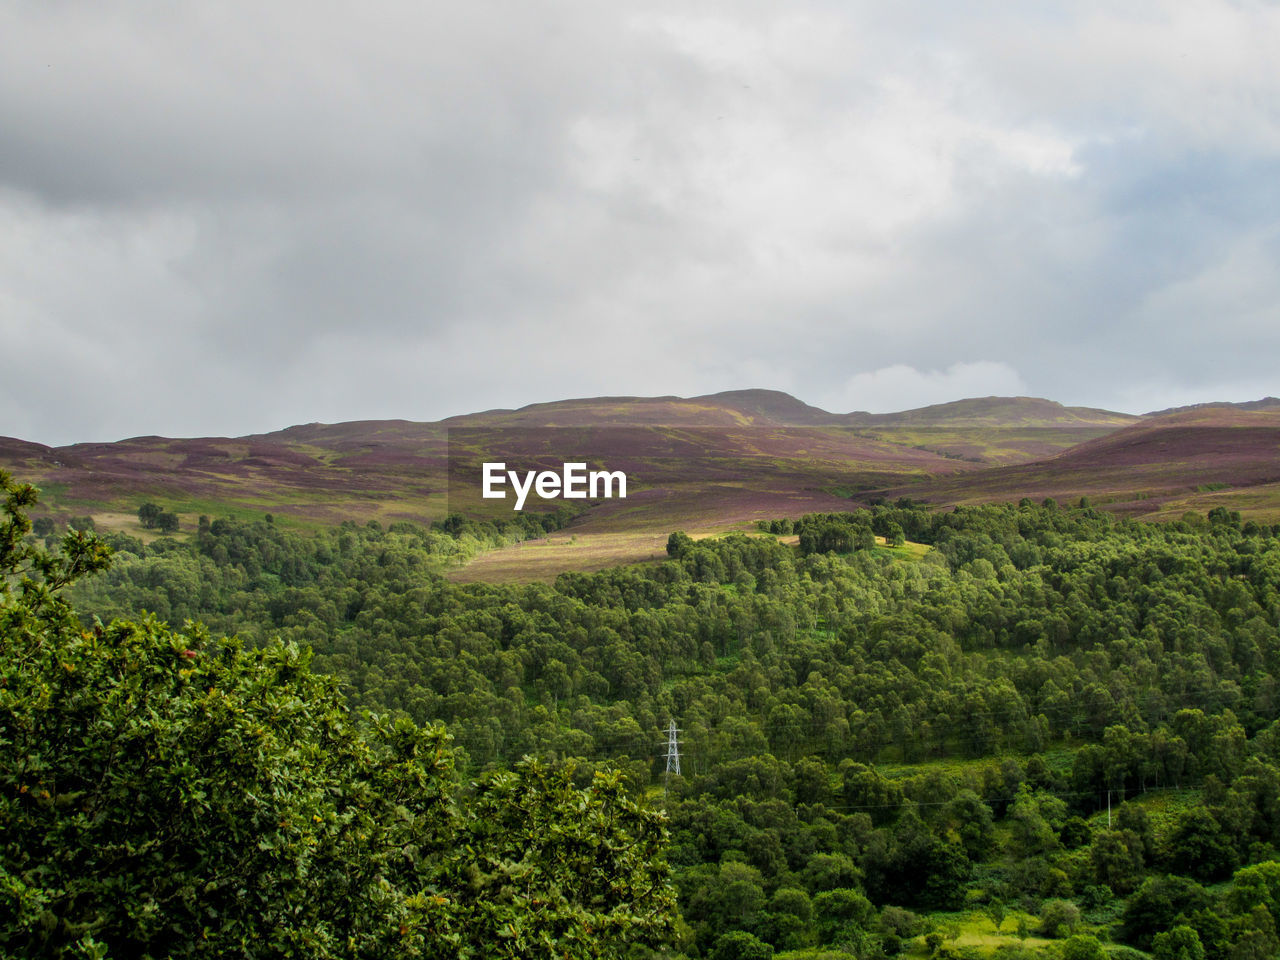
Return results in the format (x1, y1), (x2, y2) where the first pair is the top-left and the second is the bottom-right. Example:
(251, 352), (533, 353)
(3, 1), (1279, 445)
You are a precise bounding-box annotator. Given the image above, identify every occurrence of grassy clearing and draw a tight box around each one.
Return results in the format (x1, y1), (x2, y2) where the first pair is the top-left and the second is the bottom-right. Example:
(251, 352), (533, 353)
(1141, 481), (1280, 522)
(896, 909), (1062, 957)
(450, 525), (933, 586)
(871, 536), (931, 561)
(444, 529), (672, 584)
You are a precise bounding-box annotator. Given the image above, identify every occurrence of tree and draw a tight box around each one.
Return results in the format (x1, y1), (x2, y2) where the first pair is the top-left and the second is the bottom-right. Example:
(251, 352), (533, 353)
(1151, 926), (1205, 960)
(812, 888), (874, 946)
(1009, 787), (1062, 859)
(0, 473), (675, 958)
(137, 502), (162, 528)
(801, 854), (861, 894)
(1091, 828), (1145, 893)
(1228, 861), (1280, 917)
(156, 510), (180, 534)
(455, 758), (676, 958)
(1231, 905), (1280, 960)
(709, 930), (773, 960)
(1061, 934), (1107, 960)
(1036, 899), (1080, 938)
(1122, 875), (1211, 951)
(666, 531), (693, 558)
(946, 790), (995, 860)
(1165, 808), (1237, 880)
(985, 898), (1007, 934)
(756, 887), (814, 951)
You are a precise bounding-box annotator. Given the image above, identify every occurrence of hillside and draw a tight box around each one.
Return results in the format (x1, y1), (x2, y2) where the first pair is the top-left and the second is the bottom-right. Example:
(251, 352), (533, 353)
(54, 494), (1280, 958)
(847, 395), (1137, 428)
(7, 390), (1120, 534)
(7, 391), (1280, 581)
(877, 407), (1280, 519)
(838, 396), (1139, 466)
(1143, 396), (1280, 417)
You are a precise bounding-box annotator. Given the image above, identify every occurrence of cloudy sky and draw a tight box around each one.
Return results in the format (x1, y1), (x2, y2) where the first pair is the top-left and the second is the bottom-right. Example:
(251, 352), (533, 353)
(3, 1), (1279, 444)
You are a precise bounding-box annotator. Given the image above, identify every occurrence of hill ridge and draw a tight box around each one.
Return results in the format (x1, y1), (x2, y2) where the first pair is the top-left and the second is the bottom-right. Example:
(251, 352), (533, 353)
(4, 390), (1279, 560)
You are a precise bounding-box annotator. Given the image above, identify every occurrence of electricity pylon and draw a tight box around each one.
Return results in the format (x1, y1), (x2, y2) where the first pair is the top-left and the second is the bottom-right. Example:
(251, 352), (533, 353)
(663, 719), (681, 793)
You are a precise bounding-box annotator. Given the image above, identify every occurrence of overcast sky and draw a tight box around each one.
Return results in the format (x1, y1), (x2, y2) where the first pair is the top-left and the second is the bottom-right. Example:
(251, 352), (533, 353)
(3, 1), (1279, 444)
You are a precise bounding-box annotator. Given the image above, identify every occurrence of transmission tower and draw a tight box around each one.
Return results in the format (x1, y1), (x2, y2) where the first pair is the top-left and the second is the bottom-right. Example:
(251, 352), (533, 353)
(663, 719), (682, 789)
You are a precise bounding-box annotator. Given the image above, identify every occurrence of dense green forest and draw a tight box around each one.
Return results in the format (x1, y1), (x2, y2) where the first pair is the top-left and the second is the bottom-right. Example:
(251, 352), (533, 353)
(0, 478), (670, 959)
(14, 477), (1280, 957)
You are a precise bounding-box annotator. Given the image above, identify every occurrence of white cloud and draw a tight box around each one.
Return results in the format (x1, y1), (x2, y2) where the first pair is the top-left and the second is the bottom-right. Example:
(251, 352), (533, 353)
(0, 2), (1278, 442)
(821, 361), (1029, 414)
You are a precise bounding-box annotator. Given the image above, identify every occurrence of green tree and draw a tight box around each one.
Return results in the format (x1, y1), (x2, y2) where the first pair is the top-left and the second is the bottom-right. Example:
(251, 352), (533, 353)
(666, 531), (693, 558)
(985, 898), (1007, 934)
(455, 758), (675, 958)
(1165, 808), (1237, 881)
(1061, 934), (1107, 960)
(1036, 899), (1080, 938)
(1228, 861), (1280, 917)
(812, 887), (874, 946)
(1230, 905), (1280, 960)
(756, 887), (814, 950)
(1122, 875), (1211, 951)
(0, 473), (675, 959)
(710, 930), (773, 960)
(1091, 828), (1145, 893)
(1151, 925), (1205, 960)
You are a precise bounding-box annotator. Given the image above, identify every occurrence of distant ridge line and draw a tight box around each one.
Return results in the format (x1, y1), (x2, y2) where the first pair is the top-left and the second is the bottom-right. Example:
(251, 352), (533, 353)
(1142, 397), (1280, 417)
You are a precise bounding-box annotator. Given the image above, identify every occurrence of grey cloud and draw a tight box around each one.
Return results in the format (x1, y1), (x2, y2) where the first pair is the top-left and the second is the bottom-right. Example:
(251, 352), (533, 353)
(1, 2), (1278, 445)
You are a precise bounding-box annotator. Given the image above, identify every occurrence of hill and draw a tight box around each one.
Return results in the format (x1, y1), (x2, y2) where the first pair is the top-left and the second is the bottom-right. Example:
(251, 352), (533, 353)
(0, 390), (973, 536)
(6, 390), (1280, 580)
(11, 389), (1137, 531)
(848, 395), (1137, 428)
(1143, 396), (1280, 417)
(837, 395), (1139, 466)
(876, 407), (1280, 519)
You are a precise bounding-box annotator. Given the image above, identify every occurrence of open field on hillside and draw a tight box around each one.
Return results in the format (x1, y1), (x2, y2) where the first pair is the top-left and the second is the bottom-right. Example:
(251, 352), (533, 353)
(8, 395), (1280, 585)
(0, 392), (1138, 532)
(445, 529), (673, 583)
(880, 410), (1280, 521)
(445, 484), (844, 584)
(867, 424), (1130, 465)
(449, 527), (928, 585)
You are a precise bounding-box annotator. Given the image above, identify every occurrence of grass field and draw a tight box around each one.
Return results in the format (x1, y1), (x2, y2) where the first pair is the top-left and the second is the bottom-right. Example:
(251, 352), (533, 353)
(902, 910), (1059, 955)
(444, 528), (675, 583)
(773, 909), (1074, 960)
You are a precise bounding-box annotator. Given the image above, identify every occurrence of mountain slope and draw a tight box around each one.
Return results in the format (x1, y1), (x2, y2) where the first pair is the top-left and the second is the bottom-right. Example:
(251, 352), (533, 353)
(877, 407), (1280, 518)
(849, 395), (1137, 428)
(0, 391), (969, 531)
(1143, 397), (1280, 417)
(6, 392), (1278, 576)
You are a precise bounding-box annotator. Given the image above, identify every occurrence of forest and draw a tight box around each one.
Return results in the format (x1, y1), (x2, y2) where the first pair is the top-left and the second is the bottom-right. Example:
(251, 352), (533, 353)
(10, 473), (1280, 958)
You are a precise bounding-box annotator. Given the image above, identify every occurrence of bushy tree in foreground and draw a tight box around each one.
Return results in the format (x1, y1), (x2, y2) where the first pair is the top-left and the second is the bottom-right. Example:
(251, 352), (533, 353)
(0, 472), (674, 958)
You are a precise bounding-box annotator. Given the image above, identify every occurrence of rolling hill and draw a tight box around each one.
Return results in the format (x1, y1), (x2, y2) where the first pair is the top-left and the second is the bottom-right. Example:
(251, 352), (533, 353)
(4, 390), (1123, 528)
(4, 390), (1279, 579)
(876, 406), (1280, 519)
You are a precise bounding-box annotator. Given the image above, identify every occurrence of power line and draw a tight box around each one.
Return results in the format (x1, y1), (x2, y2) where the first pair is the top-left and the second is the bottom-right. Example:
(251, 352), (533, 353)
(663, 719), (682, 793)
